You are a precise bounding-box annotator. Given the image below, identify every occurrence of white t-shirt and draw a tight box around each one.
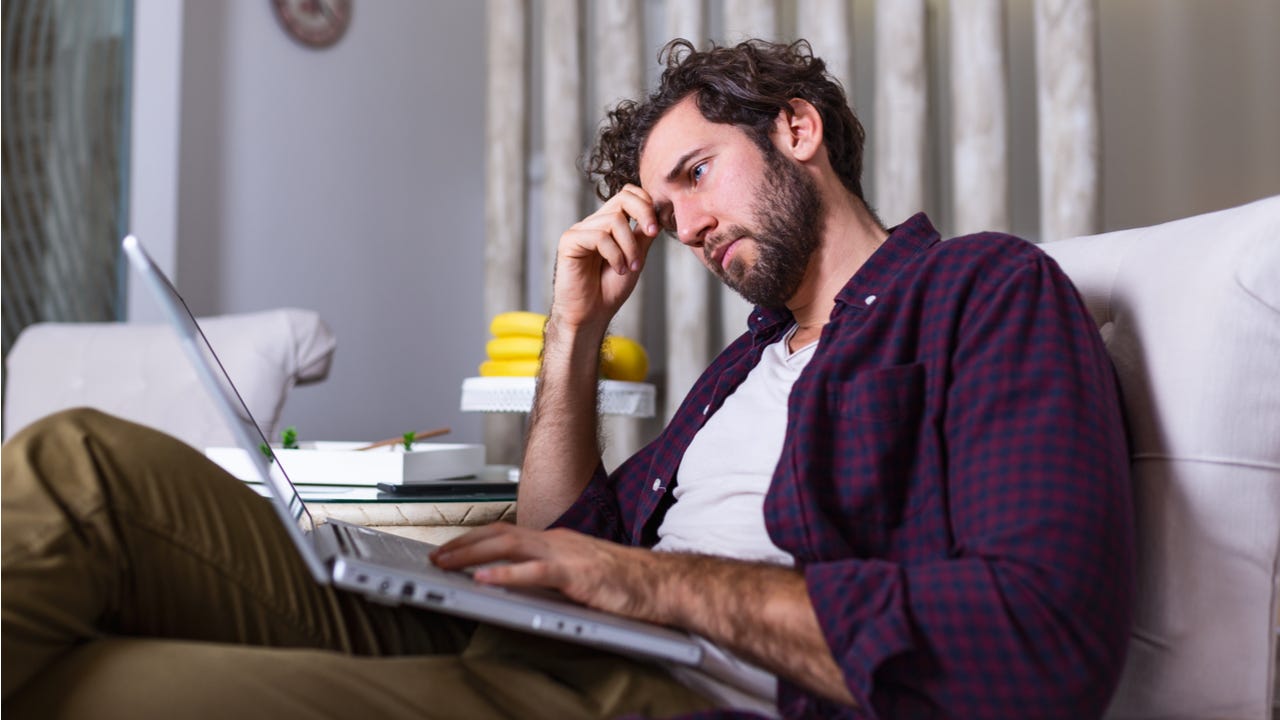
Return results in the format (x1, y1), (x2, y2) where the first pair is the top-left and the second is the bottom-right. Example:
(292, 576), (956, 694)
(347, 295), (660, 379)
(655, 326), (817, 714)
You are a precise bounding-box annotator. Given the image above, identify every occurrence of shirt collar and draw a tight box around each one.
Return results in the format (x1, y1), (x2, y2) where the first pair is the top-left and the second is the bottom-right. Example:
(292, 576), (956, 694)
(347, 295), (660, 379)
(832, 211), (941, 311)
(746, 212), (942, 338)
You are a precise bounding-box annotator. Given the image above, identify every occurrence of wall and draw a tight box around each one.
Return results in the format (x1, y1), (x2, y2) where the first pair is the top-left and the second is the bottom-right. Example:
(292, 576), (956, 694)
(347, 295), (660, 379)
(1096, 1), (1280, 230)
(126, 0), (184, 321)
(161, 0), (487, 444)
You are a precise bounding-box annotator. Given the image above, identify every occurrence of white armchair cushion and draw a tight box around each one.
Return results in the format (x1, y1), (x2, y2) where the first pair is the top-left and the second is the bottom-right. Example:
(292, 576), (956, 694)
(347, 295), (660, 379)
(3, 308), (336, 450)
(1042, 195), (1280, 719)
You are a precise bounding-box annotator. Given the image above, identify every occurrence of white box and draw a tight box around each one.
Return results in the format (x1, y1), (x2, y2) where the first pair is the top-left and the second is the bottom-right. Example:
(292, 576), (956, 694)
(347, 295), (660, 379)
(205, 441), (486, 486)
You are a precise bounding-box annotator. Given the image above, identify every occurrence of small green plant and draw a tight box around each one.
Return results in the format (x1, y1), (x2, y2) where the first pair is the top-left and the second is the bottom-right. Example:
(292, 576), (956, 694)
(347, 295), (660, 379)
(402, 431), (416, 451)
(259, 442), (275, 464)
(282, 426), (299, 450)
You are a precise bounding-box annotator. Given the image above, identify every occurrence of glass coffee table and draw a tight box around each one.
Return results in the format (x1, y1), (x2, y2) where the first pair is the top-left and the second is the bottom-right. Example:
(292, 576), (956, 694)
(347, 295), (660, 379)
(249, 466), (518, 544)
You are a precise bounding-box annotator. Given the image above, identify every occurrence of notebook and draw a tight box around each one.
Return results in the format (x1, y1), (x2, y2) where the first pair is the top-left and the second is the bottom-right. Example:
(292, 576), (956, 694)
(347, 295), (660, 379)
(121, 235), (703, 667)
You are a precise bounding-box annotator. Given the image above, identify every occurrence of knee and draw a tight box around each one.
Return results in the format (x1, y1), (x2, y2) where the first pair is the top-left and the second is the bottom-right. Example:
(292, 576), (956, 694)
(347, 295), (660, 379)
(5, 407), (122, 449)
(38, 407), (117, 430)
(2, 408), (201, 509)
(1, 408), (177, 476)
(1, 409), (126, 517)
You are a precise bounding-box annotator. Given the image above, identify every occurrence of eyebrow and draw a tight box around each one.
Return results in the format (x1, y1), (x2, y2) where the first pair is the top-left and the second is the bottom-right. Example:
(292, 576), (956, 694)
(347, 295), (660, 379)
(665, 147), (704, 184)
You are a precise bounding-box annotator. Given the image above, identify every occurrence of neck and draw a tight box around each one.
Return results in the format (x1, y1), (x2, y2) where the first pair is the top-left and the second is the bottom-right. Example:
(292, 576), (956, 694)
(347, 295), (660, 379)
(785, 188), (888, 330)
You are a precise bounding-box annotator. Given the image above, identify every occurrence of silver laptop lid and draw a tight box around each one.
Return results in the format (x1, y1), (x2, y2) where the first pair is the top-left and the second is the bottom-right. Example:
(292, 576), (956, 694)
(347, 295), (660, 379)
(121, 235), (330, 583)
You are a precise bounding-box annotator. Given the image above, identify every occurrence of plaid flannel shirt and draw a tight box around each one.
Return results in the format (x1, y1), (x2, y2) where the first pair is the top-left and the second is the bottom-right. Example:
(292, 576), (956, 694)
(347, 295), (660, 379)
(554, 213), (1134, 719)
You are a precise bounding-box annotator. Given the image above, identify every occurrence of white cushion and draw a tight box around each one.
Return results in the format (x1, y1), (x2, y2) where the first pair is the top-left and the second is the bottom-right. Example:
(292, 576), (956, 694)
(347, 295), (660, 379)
(1042, 195), (1280, 719)
(3, 308), (336, 450)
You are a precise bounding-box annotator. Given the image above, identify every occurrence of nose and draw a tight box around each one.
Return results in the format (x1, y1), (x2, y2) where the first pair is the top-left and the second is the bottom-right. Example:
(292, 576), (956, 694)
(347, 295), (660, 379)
(674, 197), (715, 247)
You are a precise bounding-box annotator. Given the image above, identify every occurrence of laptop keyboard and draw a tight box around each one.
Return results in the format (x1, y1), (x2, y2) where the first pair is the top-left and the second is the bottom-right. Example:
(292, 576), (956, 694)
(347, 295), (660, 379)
(342, 525), (436, 568)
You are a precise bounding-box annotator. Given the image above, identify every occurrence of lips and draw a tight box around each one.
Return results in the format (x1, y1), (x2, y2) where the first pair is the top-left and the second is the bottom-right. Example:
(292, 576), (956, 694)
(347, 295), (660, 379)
(711, 237), (744, 271)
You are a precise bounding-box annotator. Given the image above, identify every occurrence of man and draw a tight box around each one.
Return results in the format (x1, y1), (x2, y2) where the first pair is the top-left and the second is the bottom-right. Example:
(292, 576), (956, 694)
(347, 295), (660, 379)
(2, 39), (1133, 719)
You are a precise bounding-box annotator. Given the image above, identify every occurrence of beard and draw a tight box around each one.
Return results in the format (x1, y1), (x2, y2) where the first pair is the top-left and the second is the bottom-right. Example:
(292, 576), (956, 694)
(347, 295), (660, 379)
(705, 144), (824, 308)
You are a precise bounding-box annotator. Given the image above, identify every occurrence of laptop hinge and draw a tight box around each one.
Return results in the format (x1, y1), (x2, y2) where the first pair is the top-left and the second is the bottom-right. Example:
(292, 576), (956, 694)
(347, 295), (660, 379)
(312, 522), (344, 562)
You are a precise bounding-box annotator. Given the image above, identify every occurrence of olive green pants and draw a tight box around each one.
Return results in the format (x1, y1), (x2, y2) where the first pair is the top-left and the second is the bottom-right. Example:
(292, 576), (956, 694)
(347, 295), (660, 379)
(1, 409), (715, 719)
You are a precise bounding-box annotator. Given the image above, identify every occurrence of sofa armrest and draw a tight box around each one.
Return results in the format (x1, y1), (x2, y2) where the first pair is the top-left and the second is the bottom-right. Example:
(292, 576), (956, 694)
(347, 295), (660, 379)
(3, 308), (336, 449)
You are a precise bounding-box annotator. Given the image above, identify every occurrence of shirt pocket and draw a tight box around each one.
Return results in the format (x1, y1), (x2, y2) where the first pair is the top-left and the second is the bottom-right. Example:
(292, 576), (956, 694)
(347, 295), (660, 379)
(824, 363), (928, 547)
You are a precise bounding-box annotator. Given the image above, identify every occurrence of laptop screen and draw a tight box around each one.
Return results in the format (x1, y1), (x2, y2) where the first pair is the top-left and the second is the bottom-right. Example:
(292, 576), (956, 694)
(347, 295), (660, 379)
(121, 236), (315, 538)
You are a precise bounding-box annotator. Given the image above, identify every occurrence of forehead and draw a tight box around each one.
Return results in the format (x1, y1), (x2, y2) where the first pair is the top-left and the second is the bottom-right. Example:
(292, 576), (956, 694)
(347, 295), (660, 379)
(637, 96), (722, 192)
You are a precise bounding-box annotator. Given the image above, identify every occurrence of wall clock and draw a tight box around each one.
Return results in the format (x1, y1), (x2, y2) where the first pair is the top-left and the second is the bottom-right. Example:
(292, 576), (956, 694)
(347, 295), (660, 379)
(271, 0), (352, 49)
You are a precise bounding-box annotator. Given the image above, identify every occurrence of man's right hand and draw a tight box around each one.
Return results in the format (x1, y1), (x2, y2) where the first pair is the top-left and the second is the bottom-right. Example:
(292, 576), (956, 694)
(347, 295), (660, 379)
(516, 185), (660, 529)
(548, 183), (660, 335)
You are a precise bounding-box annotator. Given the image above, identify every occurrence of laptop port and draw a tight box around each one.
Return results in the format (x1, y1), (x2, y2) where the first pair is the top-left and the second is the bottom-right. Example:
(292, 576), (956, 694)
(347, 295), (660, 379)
(401, 582), (415, 598)
(425, 591), (446, 604)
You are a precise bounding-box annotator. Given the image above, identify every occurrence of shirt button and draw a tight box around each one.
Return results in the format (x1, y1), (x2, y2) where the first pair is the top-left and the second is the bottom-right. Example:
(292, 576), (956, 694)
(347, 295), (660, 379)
(865, 294), (877, 306)
(652, 478), (662, 491)
(702, 404), (710, 415)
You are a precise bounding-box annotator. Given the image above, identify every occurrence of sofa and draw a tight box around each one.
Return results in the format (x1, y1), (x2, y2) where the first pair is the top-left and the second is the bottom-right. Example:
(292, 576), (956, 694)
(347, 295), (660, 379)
(1040, 195), (1279, 719)
(2, 308), (336, 450)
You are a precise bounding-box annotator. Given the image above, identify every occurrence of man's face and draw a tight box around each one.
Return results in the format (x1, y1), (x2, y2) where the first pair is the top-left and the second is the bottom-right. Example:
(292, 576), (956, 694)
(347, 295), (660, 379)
(638, 97), (823, 308)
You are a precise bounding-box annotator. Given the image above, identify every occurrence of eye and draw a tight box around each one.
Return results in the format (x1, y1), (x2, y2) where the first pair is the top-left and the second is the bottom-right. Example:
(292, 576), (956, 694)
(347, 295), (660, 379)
(690, 161), (707, 184)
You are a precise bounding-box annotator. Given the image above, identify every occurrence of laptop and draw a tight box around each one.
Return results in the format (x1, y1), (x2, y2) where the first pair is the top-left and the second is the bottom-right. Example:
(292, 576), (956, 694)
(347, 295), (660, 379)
(121, 235), (703, 667)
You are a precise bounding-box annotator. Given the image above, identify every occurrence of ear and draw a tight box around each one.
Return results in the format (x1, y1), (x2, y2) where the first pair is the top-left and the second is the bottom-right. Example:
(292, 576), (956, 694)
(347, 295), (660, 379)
(773, 98), (824, 163)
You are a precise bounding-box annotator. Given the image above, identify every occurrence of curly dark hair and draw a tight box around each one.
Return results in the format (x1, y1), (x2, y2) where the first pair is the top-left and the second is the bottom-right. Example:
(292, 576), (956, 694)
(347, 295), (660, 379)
(585, 38), (867, 202)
